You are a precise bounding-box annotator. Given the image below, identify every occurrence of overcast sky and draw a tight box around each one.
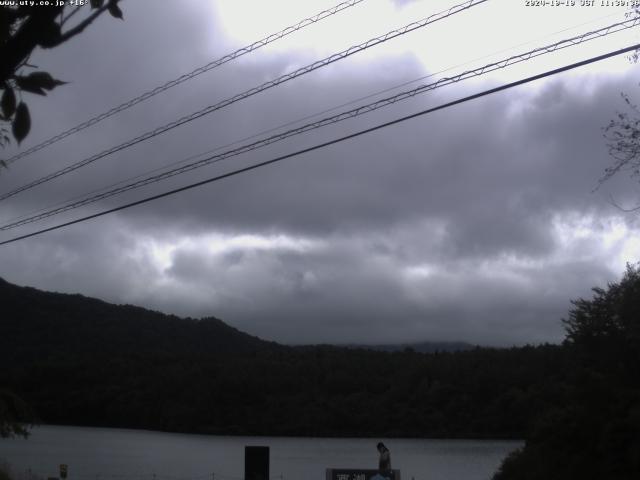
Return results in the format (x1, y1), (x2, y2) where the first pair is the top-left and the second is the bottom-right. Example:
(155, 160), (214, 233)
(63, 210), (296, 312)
(1, 0), (640, 346)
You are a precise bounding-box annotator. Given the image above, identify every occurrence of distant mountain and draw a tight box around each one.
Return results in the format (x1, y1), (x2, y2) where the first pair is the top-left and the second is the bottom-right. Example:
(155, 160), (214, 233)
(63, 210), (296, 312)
(0, 276), (474, 356)
(2, 272), (638, 478)
(0, 276), (279, 360)
(0, 276), (570, 440)
(342, 341), (474, 353)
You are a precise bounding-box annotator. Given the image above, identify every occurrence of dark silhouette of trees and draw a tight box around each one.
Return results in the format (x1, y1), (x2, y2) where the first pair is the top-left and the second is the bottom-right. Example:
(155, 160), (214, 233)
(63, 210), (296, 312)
(493, 264), (640, 480)
(2, 267), (639, 477)
(0, 1), (124, 437)
(564, 263), (640, 354)
(0, 0), (123, 150)
(0, 276), (571, 439)
(0, 389), (34, 438)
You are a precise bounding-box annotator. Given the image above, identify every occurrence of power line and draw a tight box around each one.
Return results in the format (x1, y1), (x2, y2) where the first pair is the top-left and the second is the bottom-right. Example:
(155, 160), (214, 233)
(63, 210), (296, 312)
(2, 0), (368, 166)
(1, 42), (637, 247)
(3, 16), (635, 229)
(4, 8), (626, 228)
(2, 16), (637, 232)
(0, 0), (487, 202)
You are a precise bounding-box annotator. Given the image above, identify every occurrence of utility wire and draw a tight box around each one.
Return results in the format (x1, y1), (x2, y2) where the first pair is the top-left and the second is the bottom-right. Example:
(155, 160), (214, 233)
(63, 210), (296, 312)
(2, 0), (368, 166)
(4, 7), (626, 228)
(1, 43), (638, 247)
(1, 16), (637, 232)
(0, 0), (487, 202)
(2, 16), (634, 228)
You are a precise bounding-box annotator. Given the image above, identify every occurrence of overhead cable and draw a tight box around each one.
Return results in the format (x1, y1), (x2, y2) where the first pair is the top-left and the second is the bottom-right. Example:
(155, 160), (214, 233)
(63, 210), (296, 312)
(8, 7), (624, 227)
(1, 16), (637, 231)
(0, 0), (488, 202)
(2, 0), (368, 165)
(1, 42), (638, 247)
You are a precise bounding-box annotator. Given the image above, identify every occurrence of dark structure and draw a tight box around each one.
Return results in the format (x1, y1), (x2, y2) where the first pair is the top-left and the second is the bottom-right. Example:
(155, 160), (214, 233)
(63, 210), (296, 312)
(245, 446), (269, 480)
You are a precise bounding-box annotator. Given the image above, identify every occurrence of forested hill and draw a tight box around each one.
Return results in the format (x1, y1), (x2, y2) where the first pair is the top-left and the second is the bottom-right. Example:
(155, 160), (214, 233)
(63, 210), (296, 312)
(0, 276), (279, 358)
(0, 276), (571, 439)
(3, 266), (639, 478)
(0, 276), (470, 356)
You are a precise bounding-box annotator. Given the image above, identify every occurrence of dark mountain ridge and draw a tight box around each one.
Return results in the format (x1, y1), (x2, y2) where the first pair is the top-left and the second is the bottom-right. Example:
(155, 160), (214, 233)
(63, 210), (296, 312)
(3, 265), (640, 479)
(0, 276), (279, 359)
(0, 276), (568, 440)
(0, 276), (567, 439)
(0, 276), (474, 354)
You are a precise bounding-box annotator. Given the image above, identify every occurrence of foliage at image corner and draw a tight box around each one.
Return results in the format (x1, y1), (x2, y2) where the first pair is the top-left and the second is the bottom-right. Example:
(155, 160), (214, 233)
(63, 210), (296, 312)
(0, 0), (123, 150)
(599, 7), (640, 210)
(492, 263), (640, 480)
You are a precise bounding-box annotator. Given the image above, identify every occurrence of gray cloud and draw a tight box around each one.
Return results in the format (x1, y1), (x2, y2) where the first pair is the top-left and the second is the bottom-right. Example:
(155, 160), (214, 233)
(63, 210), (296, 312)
(1, 0), (639, 346)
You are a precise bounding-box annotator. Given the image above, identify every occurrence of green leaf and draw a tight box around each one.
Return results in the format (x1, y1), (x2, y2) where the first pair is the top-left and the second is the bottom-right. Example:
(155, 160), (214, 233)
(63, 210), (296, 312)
(2, 87), (17, 118)
(108, 2), (124, 19)
(15, 72), (66, 96)
(12, 102), (30, 144)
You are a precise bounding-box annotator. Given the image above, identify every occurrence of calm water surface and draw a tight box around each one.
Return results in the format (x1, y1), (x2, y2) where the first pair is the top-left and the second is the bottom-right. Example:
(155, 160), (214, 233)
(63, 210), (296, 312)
(0, 426), (521, 480)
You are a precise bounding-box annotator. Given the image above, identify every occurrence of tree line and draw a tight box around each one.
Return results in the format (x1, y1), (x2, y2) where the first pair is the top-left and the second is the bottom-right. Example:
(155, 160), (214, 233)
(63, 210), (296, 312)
(1, 265), (639, 478)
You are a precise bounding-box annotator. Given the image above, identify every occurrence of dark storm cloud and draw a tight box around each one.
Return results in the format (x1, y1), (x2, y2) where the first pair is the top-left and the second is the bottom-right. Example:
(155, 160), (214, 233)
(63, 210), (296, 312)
(1, 0), (639, 345)
(77, 73), (636, 250)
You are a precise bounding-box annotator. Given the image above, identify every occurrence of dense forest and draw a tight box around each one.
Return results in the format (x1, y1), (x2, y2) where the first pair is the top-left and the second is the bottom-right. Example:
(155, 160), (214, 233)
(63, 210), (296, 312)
(1, 266), (639, 478)
(493, 264), (640, 480)
(0, 276), (567, 438)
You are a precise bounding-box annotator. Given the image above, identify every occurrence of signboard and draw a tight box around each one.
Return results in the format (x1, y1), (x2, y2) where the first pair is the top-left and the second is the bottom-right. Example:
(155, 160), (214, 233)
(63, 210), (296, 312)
(326, 469), (401, 480)
(59, 465), (68, 480)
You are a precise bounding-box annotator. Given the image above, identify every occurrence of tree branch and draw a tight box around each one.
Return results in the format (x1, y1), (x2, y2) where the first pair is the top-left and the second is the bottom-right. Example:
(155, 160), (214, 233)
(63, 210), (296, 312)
(0, 7), (63, 83)
(60, 5), (84, 27)
(55, 1), (119, 46)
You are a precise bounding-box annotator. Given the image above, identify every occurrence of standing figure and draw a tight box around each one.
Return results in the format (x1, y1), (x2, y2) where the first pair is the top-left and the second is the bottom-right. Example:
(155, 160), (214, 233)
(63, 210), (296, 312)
(377, 442), (391, 472)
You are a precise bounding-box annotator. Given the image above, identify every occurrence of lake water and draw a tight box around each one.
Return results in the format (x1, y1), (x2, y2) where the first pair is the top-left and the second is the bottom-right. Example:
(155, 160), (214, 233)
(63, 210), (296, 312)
(0, 426), (521, 480)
